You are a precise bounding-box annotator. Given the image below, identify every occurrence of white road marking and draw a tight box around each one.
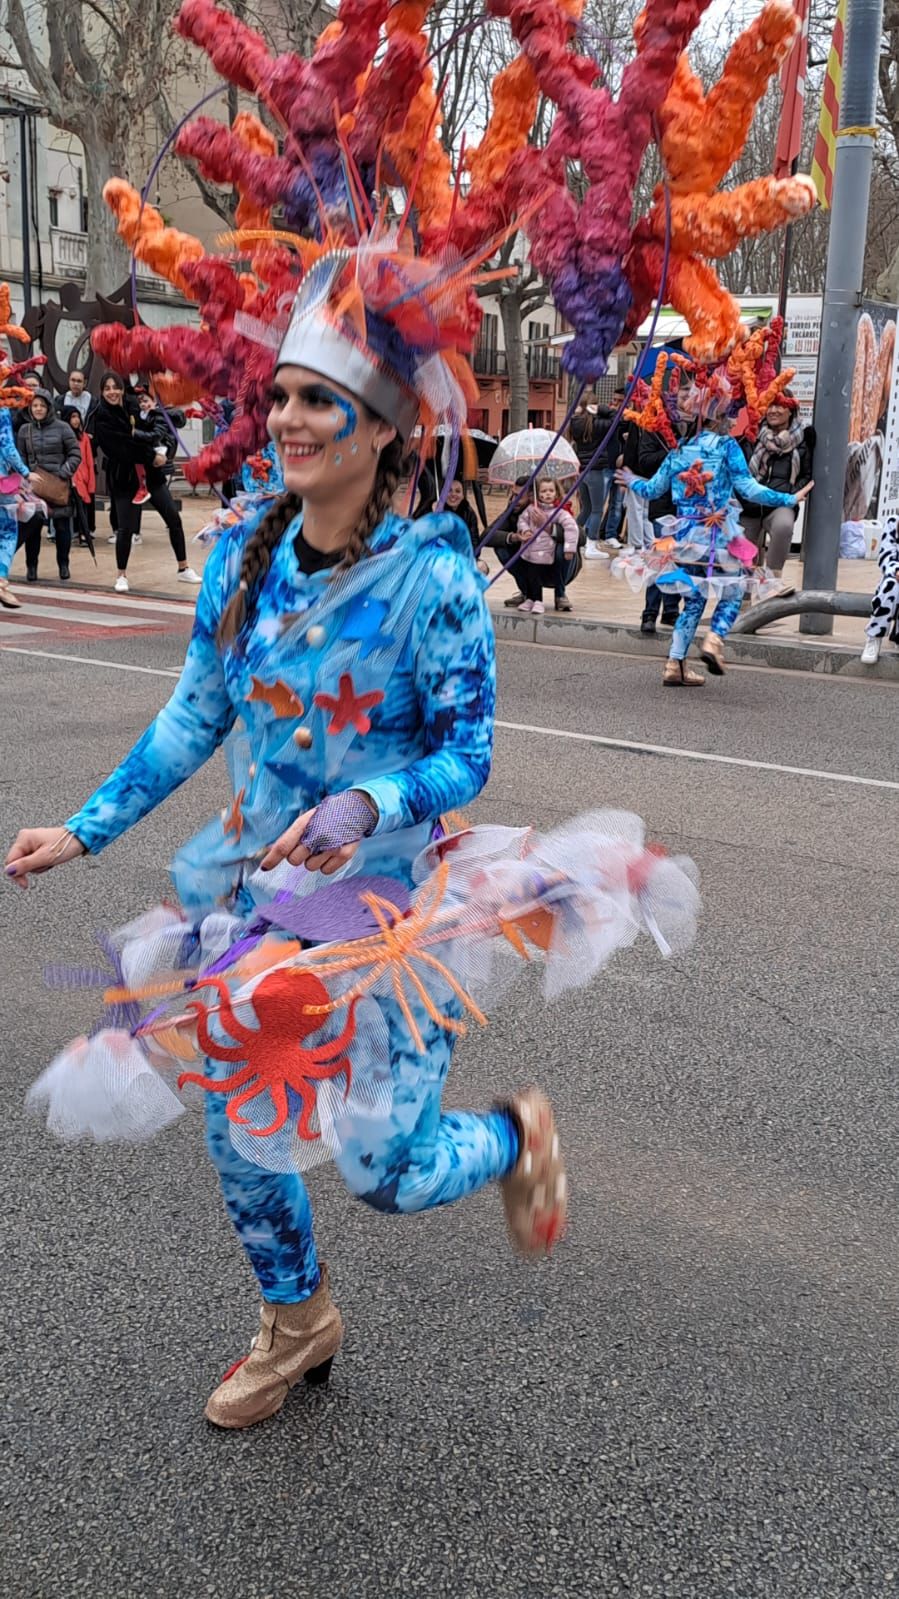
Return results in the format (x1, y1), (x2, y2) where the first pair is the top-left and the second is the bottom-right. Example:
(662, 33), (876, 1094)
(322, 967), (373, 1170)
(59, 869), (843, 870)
(493, 718), (899, 792)
(10, 584), (195, 615)
(4, 644), (898, 793)
(8, 602), (160, 628)
(0, 646), (180, 677)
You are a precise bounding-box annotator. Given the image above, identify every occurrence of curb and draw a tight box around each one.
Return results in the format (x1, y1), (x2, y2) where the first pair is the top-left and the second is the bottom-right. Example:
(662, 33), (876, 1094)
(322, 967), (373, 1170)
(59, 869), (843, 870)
(490, 608), (899, 681)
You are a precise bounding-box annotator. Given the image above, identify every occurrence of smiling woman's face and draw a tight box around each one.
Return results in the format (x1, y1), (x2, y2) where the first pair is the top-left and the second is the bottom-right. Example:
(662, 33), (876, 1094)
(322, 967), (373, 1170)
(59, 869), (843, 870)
(103, 378), (124, 405)
(267, 365), (396, 500)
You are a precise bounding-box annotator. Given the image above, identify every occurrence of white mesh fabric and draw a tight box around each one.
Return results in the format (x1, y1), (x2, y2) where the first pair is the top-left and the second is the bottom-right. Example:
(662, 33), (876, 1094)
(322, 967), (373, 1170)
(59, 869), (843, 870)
(27, 1031), (185, 1143)
(224, 993), (393, 1173)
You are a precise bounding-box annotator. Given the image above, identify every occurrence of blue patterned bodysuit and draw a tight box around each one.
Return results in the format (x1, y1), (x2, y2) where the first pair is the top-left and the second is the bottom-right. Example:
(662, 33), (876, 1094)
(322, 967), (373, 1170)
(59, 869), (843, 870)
(628, 431), (798, 659)
(65, 509), (518, 1302)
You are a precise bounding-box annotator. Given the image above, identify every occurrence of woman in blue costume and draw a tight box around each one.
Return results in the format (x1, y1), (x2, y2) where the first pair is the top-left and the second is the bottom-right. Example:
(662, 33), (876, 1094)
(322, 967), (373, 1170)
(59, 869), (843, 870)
(0, 406), (31, 610)
(614, 381), (813, 685)
(6, 254), (568, 1429)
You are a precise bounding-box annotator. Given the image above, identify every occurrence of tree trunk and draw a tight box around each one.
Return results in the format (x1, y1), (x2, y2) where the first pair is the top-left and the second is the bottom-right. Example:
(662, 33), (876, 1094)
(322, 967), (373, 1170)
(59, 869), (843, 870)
(874, 238), (899, 304)
(82, 130), (130, 296)
(500, 291), (530, 432)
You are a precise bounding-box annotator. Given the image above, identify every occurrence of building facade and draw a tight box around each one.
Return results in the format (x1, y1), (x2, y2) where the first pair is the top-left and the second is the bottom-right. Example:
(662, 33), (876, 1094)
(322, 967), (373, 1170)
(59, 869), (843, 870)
(469, 296), (569, 438)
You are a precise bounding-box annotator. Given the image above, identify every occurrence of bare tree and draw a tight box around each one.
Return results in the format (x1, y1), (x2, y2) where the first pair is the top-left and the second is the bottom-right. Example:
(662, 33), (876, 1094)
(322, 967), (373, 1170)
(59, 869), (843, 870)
(875, 0), (899, 298)
(1, 0), (196, 287)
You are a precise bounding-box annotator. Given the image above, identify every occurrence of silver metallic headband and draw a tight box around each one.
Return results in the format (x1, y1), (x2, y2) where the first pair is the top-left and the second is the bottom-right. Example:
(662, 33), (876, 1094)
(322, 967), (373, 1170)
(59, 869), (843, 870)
(276, 307), (420, 441)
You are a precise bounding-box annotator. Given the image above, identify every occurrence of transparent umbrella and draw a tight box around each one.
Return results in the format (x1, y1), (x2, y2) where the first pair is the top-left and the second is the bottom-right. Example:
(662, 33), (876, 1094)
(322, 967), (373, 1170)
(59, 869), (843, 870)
(488, 428), (579, 486)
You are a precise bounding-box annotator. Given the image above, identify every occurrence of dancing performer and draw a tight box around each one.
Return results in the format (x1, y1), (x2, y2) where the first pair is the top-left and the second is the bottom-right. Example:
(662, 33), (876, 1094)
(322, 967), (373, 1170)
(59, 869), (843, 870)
(8, 242), (584, 1426)
(613, 356), (813, 685)
(0, 407), (30, 609)
(0, 283), (44, 609)
(861, 516), (899, 665)
(6, 0), (816, 1427)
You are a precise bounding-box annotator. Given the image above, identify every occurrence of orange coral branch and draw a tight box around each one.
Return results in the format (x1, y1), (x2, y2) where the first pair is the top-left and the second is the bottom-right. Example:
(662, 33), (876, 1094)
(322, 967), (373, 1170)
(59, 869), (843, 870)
(658, 1), (800, 195)
(650, 176), (817, 261)
(103, 178), (206, 298)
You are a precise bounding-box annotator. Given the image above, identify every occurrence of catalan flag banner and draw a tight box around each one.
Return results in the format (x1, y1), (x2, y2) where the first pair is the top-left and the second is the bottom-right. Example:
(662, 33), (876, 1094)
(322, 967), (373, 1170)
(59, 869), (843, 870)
(811, 0), (846, 208)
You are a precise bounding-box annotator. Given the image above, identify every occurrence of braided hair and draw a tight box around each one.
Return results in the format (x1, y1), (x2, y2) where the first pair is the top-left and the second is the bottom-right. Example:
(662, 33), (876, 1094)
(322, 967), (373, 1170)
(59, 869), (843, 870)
(217, 435), (409, 649)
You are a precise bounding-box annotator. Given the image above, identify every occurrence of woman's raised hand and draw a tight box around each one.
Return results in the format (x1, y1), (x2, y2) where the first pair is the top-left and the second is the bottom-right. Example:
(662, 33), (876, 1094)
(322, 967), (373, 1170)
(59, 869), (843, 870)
(259, 790), (377, 877)
(5, 827), (86, 889)
(794, 480), (814, 504)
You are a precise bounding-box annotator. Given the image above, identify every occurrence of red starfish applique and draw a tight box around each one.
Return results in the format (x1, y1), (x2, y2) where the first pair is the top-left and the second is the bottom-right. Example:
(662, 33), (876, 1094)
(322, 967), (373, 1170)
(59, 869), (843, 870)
(314, 673), (384, 736)
(223, 786), (246, 844)
(678, 460), (714, 499)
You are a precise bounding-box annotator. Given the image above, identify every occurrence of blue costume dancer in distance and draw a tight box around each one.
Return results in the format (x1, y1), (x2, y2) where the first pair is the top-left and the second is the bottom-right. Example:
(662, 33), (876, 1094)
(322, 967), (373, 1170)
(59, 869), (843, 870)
(615, 393), (812, 685)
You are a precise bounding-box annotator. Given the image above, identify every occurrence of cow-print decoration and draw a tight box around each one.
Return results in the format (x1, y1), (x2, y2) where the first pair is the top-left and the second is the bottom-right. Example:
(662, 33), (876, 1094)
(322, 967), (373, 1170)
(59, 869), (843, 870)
(866, 517), (899, 640)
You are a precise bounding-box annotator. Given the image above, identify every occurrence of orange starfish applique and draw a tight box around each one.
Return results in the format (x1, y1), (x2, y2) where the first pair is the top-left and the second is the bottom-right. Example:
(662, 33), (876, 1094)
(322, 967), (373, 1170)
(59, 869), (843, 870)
(223, 786), (246, 844)
(678, 460), (714, 499)
(246, 677), (305, 718)
(314, 673), (384, 736)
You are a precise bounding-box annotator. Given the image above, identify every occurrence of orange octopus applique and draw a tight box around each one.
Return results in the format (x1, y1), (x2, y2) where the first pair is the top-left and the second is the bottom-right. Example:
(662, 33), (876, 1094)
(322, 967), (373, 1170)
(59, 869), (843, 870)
(179, 970), (357, 1140)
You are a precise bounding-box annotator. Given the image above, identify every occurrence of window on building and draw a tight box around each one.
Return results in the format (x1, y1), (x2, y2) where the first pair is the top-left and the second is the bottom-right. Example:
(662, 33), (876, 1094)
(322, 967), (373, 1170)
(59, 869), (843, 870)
(80, 194), (88, 233)
(48, 191), (59, 228)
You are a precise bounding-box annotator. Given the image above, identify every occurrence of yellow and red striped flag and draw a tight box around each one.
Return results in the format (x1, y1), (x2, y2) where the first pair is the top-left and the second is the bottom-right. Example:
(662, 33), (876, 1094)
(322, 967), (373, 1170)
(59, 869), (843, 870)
(810, 0), (846, 208)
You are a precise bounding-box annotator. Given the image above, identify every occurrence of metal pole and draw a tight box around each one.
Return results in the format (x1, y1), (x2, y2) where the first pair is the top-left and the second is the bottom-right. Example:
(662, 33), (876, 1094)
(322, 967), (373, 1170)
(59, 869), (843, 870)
(800, 0), (883, 634)
(776, 157), (798, 323)
(18, 111), (31, 313)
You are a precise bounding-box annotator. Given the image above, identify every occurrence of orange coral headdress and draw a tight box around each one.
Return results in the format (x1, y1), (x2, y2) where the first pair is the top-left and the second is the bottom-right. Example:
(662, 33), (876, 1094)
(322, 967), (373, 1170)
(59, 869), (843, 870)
(625, 318), (796, 442)
(92, 0), (816, 481)
(0, 280), (44, 409)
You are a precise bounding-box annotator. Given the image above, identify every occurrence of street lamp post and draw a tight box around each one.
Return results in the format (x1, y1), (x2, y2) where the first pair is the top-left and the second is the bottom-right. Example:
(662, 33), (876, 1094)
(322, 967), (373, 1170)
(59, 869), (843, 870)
(0, 104), (34, 313)
(800, 0), (884, 635)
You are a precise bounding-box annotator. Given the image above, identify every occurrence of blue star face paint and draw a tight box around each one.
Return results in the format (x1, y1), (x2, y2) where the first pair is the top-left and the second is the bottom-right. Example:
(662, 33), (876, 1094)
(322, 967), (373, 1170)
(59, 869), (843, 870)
(318, 391), (358, 442)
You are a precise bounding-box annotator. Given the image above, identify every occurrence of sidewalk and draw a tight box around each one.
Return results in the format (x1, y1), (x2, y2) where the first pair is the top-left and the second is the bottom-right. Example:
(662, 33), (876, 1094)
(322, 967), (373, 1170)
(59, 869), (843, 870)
(10, 489), (894, 678)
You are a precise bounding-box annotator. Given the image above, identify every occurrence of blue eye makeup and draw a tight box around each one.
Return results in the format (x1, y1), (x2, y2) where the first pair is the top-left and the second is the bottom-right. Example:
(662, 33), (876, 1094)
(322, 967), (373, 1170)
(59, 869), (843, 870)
(270, 384), (358, 442)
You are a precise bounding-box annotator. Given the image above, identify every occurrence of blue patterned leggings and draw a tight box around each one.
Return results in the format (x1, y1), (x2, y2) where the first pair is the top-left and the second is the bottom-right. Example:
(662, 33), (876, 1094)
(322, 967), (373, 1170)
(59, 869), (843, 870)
(669, 588), (742, 661)
(204, 1004), (519, 1303)
(0, 504), (17, 580)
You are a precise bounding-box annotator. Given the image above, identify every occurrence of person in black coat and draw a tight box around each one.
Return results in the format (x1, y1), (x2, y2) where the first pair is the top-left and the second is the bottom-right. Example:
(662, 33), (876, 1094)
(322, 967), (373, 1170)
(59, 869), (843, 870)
(622, 420), (681, 635)
(92, 371), (157, 591)
(569, 392), (618, 554)
(17, 389), (81, 582)
(134, 391), (199, 585)
(739, 392), (813, 577)
(93, 372), (198, 592)
(488, 476), (531, 604)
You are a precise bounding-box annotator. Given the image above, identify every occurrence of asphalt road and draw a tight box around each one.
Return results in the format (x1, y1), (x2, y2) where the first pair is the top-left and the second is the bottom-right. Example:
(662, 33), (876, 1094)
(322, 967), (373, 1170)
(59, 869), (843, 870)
(2, 627), (897, 1599)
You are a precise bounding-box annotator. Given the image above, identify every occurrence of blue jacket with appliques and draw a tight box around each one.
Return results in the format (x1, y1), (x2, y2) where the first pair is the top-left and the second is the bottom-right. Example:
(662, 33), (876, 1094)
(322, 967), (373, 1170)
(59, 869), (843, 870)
(629, 430), (798, 519)
(66, 509), (495, 916)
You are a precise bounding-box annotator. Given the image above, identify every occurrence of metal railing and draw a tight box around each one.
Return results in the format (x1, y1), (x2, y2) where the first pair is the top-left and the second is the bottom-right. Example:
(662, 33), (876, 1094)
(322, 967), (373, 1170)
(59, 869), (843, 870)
(49, 228), (170, 292)
(472, 343), (560, 380)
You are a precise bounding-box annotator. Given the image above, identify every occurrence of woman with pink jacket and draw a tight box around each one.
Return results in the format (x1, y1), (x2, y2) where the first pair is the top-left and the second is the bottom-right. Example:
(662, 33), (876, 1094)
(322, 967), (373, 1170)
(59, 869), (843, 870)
(514, 478), (580, 614)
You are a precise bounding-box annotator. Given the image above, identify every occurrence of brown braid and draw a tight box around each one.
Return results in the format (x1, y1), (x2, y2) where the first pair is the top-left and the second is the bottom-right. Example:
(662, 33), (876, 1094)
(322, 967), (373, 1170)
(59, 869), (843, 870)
(338, 437), (408, 570)
(216, 438), (410, 650)
(217, 490), (303, 648)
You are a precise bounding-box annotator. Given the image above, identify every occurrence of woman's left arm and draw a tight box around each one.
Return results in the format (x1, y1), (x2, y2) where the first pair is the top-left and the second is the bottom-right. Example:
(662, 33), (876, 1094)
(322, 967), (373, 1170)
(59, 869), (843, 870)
(59, 422), (81, 479)
(726, 438), (797, 508)
(358, 547), (496, 832)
